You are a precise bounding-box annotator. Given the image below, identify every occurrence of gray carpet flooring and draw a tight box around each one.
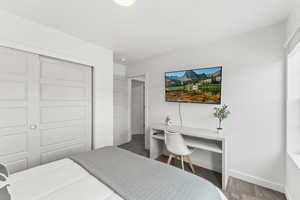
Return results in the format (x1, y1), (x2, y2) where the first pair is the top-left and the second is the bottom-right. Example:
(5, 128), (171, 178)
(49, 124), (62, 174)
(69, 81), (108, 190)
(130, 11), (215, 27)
(119, 134), (286, 200)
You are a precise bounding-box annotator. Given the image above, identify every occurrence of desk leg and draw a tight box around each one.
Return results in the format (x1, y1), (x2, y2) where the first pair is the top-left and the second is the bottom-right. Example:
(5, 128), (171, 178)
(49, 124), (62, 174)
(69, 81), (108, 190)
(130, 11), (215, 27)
(222, 138), (228, 190)
(150, 129), (163, 159)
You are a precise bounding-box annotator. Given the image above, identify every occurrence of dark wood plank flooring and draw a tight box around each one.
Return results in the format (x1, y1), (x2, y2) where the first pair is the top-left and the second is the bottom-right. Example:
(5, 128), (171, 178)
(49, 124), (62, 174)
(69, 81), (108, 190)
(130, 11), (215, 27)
(119, 134), (286, 200)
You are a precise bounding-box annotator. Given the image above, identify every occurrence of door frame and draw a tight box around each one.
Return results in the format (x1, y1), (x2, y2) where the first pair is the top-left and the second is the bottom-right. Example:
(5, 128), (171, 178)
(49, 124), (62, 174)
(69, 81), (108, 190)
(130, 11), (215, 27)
(128, 74), (149, 149)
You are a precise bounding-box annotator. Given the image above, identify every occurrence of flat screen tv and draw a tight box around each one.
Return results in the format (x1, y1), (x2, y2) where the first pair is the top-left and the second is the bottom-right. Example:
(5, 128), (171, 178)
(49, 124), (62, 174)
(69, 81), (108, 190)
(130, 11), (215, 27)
(165, 66), (222, 104)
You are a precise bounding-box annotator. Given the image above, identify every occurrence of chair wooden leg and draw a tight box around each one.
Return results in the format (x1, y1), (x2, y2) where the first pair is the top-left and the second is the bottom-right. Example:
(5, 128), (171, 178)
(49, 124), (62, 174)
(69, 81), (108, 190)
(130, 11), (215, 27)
(167, 154), (174, 165)
(181, 155), (185, 170)
(187, 155), (196, 173)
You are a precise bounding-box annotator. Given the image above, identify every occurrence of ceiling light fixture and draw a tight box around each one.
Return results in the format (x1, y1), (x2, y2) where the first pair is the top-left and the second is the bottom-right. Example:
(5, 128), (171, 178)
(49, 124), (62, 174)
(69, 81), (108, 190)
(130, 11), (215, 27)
(113, 0), (136, 7)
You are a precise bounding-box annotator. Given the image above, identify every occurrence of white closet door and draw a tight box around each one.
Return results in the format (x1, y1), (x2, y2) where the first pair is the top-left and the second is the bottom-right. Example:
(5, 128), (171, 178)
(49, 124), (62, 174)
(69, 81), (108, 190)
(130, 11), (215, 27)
(0, 47), (39, 173)
(0, 46), (92, 173)
(39, 56), (92, 164)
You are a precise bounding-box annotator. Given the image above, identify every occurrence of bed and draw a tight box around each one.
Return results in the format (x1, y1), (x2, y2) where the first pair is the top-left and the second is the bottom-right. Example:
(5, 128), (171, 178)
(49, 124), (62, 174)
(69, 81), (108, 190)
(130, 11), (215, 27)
(4, 147), (227, 200)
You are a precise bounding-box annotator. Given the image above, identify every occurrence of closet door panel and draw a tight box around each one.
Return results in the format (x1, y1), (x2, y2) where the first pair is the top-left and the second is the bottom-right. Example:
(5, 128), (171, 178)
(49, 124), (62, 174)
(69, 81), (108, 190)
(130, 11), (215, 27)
(4, 159), (27, 174)
(40, 57), (85, 81)
(40, 106), (85, 123)
(41, 84), (86, 100)
(0, 134), (27, 155)
(0, 46), (37, 173)
(0, 81), (27, 100)
(41, 143), (85, 164)
(0, 47), (92, 171)
(0, 108), (27, 128)
(41, 125), (83, 146)
(39, 57), (92, 164)
(0, 47), (28, 75)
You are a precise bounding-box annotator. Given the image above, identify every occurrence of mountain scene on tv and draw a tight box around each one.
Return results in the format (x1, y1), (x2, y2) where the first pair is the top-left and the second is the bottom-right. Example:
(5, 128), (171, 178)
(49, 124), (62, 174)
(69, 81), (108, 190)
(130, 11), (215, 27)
(165, 67), (222, 104)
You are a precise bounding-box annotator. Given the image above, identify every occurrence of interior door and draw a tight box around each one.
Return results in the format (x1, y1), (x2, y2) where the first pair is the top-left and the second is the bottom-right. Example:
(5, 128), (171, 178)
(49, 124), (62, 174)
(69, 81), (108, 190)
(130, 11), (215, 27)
(39, 56), (92, 164)
(0, 47), (40, 173)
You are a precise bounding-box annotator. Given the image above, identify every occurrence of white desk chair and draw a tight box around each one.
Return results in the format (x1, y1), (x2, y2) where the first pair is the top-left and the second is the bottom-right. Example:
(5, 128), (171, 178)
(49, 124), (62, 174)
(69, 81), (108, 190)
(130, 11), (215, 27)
(164, 127), (196, 173)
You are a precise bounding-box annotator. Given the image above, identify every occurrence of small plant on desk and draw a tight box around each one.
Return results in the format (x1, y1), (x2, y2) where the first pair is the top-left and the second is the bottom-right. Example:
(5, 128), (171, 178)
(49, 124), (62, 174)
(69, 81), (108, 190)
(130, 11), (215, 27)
(213, 104), (230, 133)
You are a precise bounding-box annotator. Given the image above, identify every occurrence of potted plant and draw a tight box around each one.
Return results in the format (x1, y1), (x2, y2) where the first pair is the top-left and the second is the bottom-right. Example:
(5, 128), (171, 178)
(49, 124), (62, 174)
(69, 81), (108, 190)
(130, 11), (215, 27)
(213, 104), (230, 133)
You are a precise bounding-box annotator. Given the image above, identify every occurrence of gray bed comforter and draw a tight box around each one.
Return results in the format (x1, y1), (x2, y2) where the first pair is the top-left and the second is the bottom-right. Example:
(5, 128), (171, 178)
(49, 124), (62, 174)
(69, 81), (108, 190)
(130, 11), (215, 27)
(71, 146), (221, 200)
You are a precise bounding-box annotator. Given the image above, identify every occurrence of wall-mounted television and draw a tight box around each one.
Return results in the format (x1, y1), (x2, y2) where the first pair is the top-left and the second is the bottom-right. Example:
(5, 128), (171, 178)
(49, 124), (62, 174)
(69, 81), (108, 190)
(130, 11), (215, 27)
(165, 66), (222, 104)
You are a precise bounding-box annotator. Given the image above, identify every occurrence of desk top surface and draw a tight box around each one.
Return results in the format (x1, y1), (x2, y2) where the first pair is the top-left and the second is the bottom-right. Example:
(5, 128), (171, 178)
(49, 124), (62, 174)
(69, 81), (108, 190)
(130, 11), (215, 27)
(151, 123), (225, 141)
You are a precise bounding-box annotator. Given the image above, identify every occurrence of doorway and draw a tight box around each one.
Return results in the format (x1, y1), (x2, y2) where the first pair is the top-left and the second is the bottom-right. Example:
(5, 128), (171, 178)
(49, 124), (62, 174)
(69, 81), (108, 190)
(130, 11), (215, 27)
(131, 80), (145, 136)
(119, 75), (148, 156)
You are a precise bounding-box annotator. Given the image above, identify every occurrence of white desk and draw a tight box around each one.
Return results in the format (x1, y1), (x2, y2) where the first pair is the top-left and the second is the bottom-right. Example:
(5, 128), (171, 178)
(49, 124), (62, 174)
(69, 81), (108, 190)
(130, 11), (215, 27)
(150, 123), (228, 190)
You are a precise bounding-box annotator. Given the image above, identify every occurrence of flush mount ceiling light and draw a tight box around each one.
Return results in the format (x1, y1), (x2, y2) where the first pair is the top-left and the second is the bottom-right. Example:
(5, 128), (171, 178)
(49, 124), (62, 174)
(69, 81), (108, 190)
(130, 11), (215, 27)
(113, 0), (136, 7)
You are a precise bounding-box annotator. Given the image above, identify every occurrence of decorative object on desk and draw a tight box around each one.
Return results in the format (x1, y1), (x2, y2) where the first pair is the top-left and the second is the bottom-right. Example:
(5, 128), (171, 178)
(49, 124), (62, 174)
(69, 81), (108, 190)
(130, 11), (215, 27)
(213, 104), (230, 133)
(165, 115), (172, 127)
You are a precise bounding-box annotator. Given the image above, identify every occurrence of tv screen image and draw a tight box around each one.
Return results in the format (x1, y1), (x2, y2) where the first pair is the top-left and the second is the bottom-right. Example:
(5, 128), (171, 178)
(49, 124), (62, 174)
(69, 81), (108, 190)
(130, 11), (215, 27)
(165, 66), (222, 104)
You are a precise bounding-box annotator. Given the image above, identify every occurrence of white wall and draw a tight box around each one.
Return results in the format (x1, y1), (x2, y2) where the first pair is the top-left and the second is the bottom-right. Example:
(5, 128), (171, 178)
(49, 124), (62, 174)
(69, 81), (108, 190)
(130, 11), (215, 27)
(113, 64), (129, 145)
(114, 63), (127, 76)
(0, 10), (114, 149)
(286, 3), (300, 199)
(128, 23), (286, 191)
(287, 46), (300, 154)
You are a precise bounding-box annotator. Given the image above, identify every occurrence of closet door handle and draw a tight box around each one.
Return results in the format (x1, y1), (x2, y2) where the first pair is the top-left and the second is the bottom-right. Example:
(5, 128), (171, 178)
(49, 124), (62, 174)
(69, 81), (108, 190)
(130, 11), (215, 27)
(29, 124), (38, 130)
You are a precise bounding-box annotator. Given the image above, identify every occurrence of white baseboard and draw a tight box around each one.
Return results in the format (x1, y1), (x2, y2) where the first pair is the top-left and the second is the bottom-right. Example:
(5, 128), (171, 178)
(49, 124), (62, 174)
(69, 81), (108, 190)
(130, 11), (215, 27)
(229, 169), (285, 193)
(285, 186), (292, 200)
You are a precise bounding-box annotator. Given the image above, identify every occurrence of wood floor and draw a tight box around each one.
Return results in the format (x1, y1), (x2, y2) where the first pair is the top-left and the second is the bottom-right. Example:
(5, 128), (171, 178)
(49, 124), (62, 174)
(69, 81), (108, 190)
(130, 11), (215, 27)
(119, 134), (286, 200)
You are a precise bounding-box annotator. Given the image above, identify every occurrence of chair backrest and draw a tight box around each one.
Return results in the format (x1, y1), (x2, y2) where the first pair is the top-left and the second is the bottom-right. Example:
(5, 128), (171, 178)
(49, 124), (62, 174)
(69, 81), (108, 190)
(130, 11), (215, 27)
(164, 127), (191, 156)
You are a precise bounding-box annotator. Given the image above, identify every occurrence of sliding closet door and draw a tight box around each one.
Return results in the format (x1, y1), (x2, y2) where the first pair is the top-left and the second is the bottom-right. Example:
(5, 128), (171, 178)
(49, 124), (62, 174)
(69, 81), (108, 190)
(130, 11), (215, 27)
(0, 47), (40, 173)
(39, 57), (92, 164)
(0, 46), (92, 173)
